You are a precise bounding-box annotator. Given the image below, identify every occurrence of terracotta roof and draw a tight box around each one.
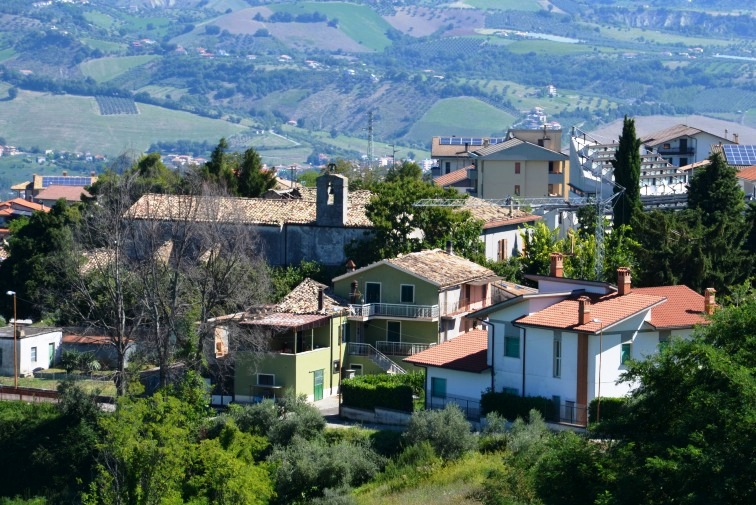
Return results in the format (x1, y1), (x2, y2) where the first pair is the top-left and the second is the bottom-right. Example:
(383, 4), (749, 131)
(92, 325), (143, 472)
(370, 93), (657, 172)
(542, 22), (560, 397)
(641, 124), (727, 145)
(34, 185), (91, 202)
(434, 167), (472, 187)
(240, 313), (330, 330)
(679, 159), (711, 172)
(516, 292), (666, 333)
(737, 165), (756, 181)
(276, 278), (349, 314)
(63, 334), (122, 345)
(404, 329), (488, 372)
(127, 191), (373, 228)
(461, 197), (541, 229)
(631, 285), (708, 329)
(386, 249), (497, 289)
(1, 198), (48, 212)
(471, 137), (524, 157)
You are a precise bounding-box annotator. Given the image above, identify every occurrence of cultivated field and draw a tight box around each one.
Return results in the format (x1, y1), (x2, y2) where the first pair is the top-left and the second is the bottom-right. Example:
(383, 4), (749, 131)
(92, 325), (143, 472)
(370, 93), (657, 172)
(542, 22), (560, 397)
(79, 55), (159, 83)
(0, 89), (245, 154)
(407, 97), (516, 142)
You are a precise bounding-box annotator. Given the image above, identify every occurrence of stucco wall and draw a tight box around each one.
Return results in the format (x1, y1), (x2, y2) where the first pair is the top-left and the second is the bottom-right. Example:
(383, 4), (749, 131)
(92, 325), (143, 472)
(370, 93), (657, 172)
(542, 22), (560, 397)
(259, 224), (372, 266)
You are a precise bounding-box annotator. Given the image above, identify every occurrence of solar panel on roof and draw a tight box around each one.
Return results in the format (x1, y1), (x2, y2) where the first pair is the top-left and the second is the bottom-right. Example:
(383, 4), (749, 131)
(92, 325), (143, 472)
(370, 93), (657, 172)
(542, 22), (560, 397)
(722, 144), (756, 166)
(42, 176), (92, 187)
(439, 137), (508, 146)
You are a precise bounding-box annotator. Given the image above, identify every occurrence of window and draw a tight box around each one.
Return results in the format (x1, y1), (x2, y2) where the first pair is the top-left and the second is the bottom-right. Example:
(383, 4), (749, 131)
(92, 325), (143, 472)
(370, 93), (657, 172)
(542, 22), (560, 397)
(0, 348), (2, 366)
(497, 239), (509, 261)
(31, 347), (37, 363)
(680, 157), (688, 166)
(400, 284), (415, 304)
(658, 331), (670, 353)
(514, 185), (521, 196)
(349, 364), (363, 375)
(444, 161), (451, 173)
(548, 183), (555, 195)
(663, 143), (671, 149)
(620, 343), (632, 365)
(431, 377), (447, 398)
(503, 387), (519, 396)
(364, 282), (380, 303)
(514, 162), (521, 174)
(387, 321), (401, 343)
(504, 335), (520, 358)
(257, 373), (275, 386)
(548, 161), (556, 173)
(341, 321), (350, 343)
(537, 139), (544, 146)
(553, 337), (562, 378)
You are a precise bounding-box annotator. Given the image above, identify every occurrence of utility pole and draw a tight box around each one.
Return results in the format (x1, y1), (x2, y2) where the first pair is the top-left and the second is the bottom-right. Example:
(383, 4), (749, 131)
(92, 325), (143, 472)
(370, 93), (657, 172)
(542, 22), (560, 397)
(363, 110), (375, 173)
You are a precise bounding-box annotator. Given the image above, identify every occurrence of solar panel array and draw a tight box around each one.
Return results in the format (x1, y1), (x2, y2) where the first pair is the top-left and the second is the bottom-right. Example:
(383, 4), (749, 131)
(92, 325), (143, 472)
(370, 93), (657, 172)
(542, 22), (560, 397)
(42, 176), (93, 187)
(439, 137), (507, 146)
(722, 144), (756, 166)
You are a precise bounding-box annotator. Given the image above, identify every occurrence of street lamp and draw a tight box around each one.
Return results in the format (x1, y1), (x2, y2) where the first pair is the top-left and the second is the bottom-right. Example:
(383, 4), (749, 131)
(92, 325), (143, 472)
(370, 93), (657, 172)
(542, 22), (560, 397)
(6, 291), (17, 388)
(592, 318), (603, 423)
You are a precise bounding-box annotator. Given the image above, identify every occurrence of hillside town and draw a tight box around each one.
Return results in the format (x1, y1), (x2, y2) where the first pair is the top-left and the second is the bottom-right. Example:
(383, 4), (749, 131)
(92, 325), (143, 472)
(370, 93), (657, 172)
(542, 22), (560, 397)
(1, 111), (754, 504)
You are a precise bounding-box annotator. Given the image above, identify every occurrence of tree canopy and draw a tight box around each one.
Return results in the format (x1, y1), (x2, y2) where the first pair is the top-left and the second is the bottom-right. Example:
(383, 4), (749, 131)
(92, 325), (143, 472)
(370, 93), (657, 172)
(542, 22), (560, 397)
(611, 116), (642, 229)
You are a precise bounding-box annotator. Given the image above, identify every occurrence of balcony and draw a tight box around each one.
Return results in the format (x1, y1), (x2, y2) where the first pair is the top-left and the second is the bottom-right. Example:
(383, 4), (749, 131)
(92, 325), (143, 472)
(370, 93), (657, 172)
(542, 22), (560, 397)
(348, 302), (439, 320)
(376, 340), (435, 357)
(657, 147), (694, 156)
(441, 298), (487, 316)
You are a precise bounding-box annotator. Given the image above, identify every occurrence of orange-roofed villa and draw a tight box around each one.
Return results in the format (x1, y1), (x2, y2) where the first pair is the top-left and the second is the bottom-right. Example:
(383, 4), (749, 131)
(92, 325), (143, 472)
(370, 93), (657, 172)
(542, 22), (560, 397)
(407, 252), (714, 425)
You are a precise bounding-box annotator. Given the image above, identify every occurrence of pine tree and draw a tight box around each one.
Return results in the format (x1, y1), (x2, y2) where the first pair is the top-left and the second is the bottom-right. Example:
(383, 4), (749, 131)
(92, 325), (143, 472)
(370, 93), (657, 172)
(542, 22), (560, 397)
(611, 116), (642, 229)
(237, 147), (275, 197)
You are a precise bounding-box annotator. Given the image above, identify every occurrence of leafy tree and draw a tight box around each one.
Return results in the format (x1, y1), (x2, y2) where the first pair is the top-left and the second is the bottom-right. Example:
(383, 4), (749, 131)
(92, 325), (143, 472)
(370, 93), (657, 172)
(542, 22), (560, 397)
(347, 177), (483, 265)
(601, 296), (756, 505)
(385, 160), (422, 182)
(403, 404), (475, 460)
(202, 137), (237, 193)
(611, 116), (642, 229)
(237, 147), (276, 197)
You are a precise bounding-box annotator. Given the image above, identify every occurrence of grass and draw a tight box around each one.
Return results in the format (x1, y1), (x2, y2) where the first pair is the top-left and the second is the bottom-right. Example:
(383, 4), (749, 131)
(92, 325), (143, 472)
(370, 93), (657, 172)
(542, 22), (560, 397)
(0, 89), (245, 155)
(0, 46), (15, 63)
(136, 85), (189, 100)
(467, 0), (541, 11)
(270, 1), (393, 51)
(81, 38), (126, 54)
(354, 451), (501, 505)
(83, 11), (116, 30)
(407, 97), (516, 142)
(505, 39), (593, 55)
(0, 375), (116, 397)
(79, 55), (159, 83)
(587, 23), (736, 48)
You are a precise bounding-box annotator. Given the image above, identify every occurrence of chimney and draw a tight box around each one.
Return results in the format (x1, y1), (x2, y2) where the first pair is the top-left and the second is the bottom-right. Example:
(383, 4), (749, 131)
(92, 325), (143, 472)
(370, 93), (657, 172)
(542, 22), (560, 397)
(350, 281), (359, 304)
(446, 240), (453, 255)
(733, 133), (739, 144)
(704, 288), (717, 315)
(317, 288), (324, 312)
(345, 259), (356, 272)
(617, 267), (631, 296)
(578, 296), (591, 325)
(549, 252), (563, 277)
(62, 170), (67, 177)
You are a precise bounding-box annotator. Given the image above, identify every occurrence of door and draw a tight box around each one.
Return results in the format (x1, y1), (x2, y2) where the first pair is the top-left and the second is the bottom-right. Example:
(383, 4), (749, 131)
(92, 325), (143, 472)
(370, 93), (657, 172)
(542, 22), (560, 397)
(313, 369), (324, 401)
(48, 343), (55, 367)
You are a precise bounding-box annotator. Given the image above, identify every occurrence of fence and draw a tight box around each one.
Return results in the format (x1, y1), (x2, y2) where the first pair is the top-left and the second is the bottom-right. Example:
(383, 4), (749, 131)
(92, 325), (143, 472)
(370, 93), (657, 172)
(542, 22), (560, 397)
(428, 394), (482, 421)
(376, 340), (434, 356)
(349, 303), (439, 319)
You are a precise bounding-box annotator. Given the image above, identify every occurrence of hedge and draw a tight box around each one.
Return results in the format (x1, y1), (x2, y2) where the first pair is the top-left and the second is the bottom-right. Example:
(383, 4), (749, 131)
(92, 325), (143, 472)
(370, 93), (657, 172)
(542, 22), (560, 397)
(480, 391), (557, 422)
(588, 397), (627, 424)
(341, 373), (421, 412)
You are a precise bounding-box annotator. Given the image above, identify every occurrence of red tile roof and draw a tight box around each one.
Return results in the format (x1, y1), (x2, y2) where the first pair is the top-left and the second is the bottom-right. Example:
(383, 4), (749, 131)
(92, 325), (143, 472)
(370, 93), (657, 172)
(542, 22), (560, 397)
(63, 335), (119, 345)
(404, 329), (488, 372)
(1, 198), (48, 212)
(434, 167), (471, 187)
(240, 313), (330, 331)
(737, 165), (756, 182)
(35, 185), (91, 202)
(631, 285), (708, 329)
(516, 292), (666, 333)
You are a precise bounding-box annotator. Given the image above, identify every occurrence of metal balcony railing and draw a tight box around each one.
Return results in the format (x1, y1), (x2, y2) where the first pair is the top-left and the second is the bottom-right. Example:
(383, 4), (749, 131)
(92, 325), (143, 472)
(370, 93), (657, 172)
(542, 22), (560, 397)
(376, 340), (435, 356)
(347, 343), (405, 374)
(349, 303), (439, 319)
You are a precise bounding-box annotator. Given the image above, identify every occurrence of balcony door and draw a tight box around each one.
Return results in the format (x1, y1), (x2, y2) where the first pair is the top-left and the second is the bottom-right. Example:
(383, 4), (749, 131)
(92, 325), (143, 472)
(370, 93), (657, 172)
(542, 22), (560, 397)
(365, 282), (381, 304)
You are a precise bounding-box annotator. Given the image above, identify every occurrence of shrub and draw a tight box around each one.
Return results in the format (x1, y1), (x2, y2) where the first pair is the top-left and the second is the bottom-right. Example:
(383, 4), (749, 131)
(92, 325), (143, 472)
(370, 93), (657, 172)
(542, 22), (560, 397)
(376, 441), (442, 492)
(588, 396), (627, 425)
(481, 391), (556, 421)
(479, 412), (509, 453)
(341, 372), (422, 412)
(403, 404), (475, 460)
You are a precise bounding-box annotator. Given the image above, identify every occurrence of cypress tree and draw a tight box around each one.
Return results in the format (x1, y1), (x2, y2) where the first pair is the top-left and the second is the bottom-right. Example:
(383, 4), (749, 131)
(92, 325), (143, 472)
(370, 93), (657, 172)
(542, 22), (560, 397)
(611, 116), (642, 229)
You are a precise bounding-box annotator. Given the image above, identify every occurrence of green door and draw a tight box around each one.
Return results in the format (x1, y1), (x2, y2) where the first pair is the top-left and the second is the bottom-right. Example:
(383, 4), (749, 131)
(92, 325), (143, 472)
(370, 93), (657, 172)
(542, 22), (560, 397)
(313, 369), (324, 401)
(48, 343), (55, 367)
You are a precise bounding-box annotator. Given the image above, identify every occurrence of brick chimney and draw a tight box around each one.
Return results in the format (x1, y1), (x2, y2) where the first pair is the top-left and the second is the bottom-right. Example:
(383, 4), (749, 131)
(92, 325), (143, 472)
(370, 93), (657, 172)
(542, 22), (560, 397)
(617, 267), (631, 296)
(317, 288), (325, 312)
(578, 296), (591, 325)
(549, 252), (563, 278)
(349, 281), (359, 304)
(345, 259), (356, 272)
(446, 240), (453, 255)
(704, 288), (717, 315)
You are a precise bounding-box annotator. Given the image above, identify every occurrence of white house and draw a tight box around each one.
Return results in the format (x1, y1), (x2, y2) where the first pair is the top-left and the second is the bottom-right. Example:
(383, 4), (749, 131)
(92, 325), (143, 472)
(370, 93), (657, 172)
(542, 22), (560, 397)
(465, 253), (713, 425)
(0, 326), (62, 378)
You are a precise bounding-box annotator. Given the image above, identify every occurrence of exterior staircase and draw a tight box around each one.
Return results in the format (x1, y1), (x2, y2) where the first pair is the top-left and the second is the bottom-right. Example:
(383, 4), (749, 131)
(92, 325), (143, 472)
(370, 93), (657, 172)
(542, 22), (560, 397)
(347, 343), (406, 374)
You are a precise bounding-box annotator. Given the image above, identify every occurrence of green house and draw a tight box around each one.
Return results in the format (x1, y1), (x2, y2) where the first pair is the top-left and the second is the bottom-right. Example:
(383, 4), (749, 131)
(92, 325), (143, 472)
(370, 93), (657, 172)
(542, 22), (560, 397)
(232, 279), (350, 403)
(332, 248), (498, 376)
